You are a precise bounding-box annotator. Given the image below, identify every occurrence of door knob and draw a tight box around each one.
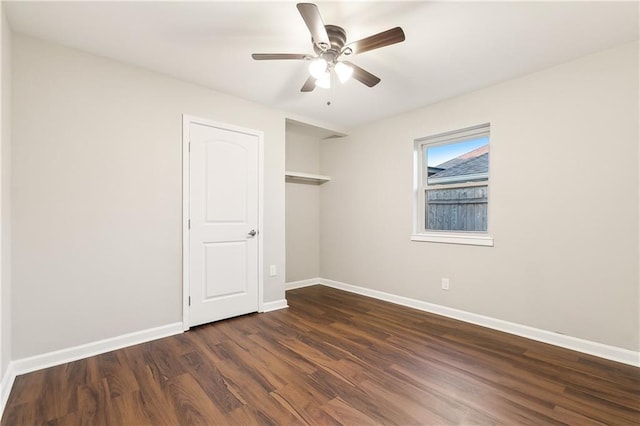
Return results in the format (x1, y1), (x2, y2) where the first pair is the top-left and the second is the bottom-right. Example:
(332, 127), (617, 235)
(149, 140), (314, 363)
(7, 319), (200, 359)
(247, 229), (257, 237)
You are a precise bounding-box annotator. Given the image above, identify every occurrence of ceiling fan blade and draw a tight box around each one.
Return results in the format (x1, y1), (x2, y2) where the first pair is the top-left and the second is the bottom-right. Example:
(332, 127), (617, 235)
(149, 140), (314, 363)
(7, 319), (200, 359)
(345, 27), (405, 55)
(297, 3), (330, 49)
(342, 61), (381, 87)
(301, 76), (316, 92)
(251, 53), (309, 60)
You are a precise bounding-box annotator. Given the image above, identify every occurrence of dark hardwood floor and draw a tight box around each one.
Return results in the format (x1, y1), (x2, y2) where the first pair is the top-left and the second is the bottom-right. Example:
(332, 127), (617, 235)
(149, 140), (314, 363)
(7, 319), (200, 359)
(3, 285), (639, 425)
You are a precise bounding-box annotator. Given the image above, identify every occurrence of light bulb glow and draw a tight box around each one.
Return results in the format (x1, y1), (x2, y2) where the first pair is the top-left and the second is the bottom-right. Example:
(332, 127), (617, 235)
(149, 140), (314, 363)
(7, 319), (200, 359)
(334, 62), (353, 83)
(315, 72), (331, 89)
(309, 58), (328, 79)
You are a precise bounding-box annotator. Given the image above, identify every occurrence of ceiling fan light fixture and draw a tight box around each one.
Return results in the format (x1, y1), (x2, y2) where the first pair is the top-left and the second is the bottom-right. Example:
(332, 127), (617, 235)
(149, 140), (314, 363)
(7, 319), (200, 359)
(315, 72), (331, 89)
(309, 58), (328, 79)
(335, 62), (353, 83)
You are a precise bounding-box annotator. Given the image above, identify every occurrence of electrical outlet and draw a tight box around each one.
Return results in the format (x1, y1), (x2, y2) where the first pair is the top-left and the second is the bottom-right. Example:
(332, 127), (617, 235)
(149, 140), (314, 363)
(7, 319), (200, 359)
(269, 265), (277, 277)
(441, 278), (450, 291)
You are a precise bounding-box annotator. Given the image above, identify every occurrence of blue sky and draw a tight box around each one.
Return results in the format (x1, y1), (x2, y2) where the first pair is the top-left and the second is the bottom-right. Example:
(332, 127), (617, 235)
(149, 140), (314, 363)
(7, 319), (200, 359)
(427, 136), (489, 167)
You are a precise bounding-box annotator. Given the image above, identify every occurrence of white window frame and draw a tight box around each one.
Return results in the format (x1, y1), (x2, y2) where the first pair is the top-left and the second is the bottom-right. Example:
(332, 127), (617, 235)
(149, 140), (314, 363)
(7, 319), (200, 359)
(412, 123), (494, 247)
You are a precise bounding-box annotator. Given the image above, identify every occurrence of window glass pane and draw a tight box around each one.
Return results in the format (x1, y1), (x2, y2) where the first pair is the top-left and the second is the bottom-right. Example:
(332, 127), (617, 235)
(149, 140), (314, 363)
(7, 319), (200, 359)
(425, 186), (488, 231)
(426, 136), (489, 185)
(415, 124), (491, 237)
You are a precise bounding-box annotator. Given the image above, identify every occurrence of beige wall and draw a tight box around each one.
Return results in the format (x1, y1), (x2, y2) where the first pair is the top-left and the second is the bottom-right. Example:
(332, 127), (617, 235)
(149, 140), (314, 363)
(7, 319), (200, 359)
(11, 34), (286, 359)
(6, 29), (639, 363)
(0, 5), (12, 377)
(285, 124), (321, 282)
(320, 42), (639, 351)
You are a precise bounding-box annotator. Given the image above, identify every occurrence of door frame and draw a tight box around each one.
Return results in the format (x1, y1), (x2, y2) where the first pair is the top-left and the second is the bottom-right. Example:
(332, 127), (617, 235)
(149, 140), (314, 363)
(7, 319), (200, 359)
(182, 114), (264, 331)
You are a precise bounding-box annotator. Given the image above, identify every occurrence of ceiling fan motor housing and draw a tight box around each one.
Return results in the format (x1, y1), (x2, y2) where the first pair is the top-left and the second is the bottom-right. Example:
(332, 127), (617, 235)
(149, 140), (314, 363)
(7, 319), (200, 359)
(313, 25), (347, 63)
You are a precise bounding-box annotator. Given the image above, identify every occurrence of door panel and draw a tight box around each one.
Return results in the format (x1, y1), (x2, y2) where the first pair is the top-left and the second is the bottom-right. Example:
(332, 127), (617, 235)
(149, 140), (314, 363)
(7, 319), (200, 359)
(203, 242), (247, 298)
(204, 141), (248, 223)
(188, 121), (259, 327)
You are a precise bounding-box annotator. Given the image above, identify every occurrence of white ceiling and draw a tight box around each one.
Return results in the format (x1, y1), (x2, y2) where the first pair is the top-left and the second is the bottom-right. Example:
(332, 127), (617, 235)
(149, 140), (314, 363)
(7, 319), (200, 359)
(5, 1), (639, 131)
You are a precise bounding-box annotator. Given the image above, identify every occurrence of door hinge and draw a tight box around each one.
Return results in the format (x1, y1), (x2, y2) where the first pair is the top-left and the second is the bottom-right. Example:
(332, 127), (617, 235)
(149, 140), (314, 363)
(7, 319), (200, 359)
(188, 296), (191, 306)
(188, 219), (191, 229)
(188, 141), (191, 152)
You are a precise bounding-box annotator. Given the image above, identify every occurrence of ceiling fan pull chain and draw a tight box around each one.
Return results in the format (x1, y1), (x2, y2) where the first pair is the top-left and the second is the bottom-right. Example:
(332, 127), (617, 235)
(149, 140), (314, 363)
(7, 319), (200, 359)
(327, 69), (335, 106)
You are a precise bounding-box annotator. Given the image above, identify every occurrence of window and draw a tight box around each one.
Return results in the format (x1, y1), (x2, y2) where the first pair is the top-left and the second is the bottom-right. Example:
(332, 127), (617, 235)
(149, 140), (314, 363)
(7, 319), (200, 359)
(412, 123), (493, 246)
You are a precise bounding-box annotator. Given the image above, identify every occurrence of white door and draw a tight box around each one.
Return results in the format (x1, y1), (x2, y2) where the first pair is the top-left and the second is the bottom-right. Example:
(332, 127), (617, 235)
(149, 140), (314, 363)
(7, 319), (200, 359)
(187, 119), (260, 327)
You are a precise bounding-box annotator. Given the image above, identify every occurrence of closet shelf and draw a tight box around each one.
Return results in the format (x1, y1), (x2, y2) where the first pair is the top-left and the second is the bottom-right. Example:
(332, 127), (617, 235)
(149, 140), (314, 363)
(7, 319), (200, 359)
(285, 171), (331, 184)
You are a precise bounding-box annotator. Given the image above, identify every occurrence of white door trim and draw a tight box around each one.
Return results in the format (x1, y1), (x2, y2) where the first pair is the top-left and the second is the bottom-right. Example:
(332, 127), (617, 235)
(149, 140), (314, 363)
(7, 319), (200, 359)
(182, 114), (264, 331)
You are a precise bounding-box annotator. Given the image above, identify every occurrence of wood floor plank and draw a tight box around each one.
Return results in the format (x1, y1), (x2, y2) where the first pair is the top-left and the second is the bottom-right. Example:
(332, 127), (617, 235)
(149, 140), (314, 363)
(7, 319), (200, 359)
(218, 339), (287, 391)
(75, 379), (114, 426)
(213, 359), (301, 424)
(38, 364), (79, 422)
(271, 380), (339, 425)
(165, 373), (229, 425)
(178, 351), (244, 413)
(2, 285), (639, 425)
(119, 345), (183, 425)
(321, 397), (383, 426)
(109, 390), (153, 426)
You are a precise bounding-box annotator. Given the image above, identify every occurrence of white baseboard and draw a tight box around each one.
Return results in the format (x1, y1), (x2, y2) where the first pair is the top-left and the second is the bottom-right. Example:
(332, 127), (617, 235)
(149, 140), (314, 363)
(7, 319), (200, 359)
(285, 278), (322, 290)
(0, 362), (16, 416)
(319, 278), (640, 367)
(11, 322), (184, 377)
(261, 299), (289, 312)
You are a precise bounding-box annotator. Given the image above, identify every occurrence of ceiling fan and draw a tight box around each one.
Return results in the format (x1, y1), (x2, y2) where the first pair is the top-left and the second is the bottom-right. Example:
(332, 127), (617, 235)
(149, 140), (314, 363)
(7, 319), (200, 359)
(251, 3), (405, 92)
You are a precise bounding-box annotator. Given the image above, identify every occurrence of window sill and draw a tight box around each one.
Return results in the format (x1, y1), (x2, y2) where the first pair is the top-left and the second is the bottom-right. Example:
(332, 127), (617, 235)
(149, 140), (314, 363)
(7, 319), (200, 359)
(411, 233), (494, 247)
